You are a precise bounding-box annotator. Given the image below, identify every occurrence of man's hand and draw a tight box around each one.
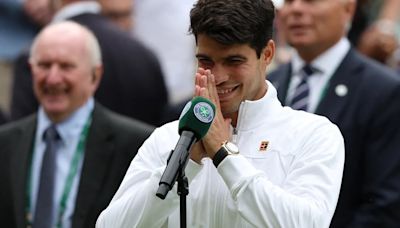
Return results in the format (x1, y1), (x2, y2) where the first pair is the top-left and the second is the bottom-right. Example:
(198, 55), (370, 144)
(357, 23), (398, 63)
(190, 68), (232, 164)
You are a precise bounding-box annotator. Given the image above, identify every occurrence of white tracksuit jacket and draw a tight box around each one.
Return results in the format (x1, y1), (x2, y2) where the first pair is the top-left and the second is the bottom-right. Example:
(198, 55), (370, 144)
(97, 81), (345, 228)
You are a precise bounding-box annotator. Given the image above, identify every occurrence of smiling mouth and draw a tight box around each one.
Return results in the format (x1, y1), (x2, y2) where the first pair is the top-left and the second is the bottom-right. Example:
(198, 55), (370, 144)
(217, 86), (238, 100)
(217, 88), (234, 94)
(43, 86), (69, 95)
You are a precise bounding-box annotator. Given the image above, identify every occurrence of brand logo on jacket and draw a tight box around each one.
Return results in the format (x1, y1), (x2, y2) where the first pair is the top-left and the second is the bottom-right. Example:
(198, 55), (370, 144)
(259, 141), (269, 152)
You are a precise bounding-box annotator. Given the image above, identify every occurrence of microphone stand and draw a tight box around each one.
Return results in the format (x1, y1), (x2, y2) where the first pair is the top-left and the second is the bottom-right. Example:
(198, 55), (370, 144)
(177, 170), (188, 228)
(156, 131), (196, 228)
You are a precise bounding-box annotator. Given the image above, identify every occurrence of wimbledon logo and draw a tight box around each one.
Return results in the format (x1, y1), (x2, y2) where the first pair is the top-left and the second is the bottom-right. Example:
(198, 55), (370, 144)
(193, 102), (214, 123)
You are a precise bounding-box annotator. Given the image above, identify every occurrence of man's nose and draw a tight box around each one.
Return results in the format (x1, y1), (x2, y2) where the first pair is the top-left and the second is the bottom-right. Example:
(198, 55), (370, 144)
(289, 0), (307, 11)
(212, 64), (229, 85)
(46, 65), (62, 84)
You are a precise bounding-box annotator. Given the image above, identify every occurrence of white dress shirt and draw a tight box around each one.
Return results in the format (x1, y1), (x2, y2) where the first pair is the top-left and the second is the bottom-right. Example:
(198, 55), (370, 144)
(286, 38), (351, 112)
(96, 82), (344, 228)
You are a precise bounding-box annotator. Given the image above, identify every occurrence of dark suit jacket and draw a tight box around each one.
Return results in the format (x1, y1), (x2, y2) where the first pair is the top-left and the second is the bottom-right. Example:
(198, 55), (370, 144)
(0, 108), (6, 125)
(0, 103), (154, 228)
(269, 48), (400, 227)
(11, 13), (168, 126)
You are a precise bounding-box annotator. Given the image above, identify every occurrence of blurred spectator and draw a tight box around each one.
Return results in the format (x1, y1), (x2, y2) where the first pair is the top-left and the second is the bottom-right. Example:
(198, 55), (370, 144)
(0, 0), (49, 61)
(23, 0), (53, 26)
(11, 0), (169, 126)
(132, 0), (197, 105)
(269, 0), (400, 227)
(97, 0), (133, 32)
(273, 0), (400, 70)
(350, 0), (400, 65)
(0, 0), (51, 122)
(0, 21), (154, 228)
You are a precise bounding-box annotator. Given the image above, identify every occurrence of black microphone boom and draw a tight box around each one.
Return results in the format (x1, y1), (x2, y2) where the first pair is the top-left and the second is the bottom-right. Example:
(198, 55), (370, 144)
(156, 131), (196, 199)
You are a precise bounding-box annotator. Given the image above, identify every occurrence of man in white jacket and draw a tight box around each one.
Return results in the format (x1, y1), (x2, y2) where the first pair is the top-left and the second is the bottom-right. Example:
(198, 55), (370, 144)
(96, 0), (345, 227)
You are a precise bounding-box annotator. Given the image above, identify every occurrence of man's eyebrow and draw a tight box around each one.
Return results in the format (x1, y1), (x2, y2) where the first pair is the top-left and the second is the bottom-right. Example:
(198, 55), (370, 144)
(225, 55), (247, 60)
(195, 54), (210, 59)
(195, 54), (247, 60)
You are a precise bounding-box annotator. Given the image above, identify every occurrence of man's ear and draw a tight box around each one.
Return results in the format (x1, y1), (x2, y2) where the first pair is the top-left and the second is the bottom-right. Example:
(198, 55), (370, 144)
(345, 0), (356, 22)
(92, 65), (103, 88)
(262, 39), (275, 66)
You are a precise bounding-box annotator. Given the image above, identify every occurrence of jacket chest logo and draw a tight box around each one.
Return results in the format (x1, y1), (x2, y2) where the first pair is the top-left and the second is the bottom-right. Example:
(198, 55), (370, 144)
(259, 141), (269, 152)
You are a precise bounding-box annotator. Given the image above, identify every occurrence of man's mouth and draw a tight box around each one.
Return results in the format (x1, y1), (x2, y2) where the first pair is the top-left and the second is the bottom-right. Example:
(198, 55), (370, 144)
(217, 86), (239, 101)
(217, 87), (234, 95)
(43, 86), (68, 95)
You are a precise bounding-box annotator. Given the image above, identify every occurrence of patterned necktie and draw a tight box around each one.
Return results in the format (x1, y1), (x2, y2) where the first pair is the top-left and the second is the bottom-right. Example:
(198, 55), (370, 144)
(33, 125), (60, 228)
(290, 65), (315, 111)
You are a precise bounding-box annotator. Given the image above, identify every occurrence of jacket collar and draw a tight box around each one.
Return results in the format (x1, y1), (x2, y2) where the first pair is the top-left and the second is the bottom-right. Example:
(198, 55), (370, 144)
(235, 81), (283, 131)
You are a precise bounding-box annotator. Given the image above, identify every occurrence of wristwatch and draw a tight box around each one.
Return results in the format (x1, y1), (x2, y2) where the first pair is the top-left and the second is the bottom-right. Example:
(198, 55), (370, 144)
(213, 141), (239, 167)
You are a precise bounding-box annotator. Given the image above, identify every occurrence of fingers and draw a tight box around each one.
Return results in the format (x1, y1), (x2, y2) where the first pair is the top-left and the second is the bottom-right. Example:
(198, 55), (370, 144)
(192, 68), (232, 158)
(195, 68), (207, 97)
(206, 71), (221, 111)
(195, 67), (211, 99)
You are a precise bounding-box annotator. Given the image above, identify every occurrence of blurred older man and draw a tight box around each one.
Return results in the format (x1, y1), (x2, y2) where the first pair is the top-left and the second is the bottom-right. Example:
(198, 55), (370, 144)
(0, 21), (153, 228)
(269, 0), (400, 227)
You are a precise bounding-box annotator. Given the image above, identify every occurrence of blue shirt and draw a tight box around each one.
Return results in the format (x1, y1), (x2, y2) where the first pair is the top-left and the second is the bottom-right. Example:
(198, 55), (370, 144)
(30, 98), (94, 228)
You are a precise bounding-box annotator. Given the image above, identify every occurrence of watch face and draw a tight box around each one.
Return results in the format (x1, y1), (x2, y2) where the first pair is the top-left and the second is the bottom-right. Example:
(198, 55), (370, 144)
(225, 142), (239, 154)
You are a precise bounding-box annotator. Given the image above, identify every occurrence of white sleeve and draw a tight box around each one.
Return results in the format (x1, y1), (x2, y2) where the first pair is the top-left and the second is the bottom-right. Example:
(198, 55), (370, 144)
(218, 123), (344, 228)
(96, 126), (203, 228)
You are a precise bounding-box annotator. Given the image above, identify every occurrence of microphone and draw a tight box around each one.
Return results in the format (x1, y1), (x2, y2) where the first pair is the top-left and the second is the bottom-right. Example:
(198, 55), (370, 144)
(156, 96), (215, 199)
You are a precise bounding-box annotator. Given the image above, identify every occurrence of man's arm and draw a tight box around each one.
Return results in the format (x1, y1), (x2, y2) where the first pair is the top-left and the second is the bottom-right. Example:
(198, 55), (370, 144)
(96, 124), (203, 227)
(217, 122), (344, 227)
(194, 69), (345, 227)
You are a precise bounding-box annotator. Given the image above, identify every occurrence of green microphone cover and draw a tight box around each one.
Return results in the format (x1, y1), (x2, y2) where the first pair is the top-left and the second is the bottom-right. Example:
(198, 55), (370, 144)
(178, 96), (216, 140)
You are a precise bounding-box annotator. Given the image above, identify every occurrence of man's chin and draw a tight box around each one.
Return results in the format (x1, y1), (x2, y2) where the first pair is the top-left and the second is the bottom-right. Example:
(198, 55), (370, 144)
(42, 103), (67, 117)
(287, 37), (312, 48)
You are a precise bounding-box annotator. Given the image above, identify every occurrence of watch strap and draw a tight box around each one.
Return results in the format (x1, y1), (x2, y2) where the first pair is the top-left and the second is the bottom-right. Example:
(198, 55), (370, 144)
(213, 146), (228, 167)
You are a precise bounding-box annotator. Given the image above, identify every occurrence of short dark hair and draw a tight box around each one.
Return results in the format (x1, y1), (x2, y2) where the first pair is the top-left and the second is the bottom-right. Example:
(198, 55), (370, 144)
(189, 0), (275, 58)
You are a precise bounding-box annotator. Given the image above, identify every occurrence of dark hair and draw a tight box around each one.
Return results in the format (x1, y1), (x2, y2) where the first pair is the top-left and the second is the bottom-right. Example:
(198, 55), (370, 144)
(189, 0), (275, 58)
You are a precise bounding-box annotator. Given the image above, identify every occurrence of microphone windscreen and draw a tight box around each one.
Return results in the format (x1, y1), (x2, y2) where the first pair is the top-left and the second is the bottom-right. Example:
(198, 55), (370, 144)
(178, 96), (216, 140)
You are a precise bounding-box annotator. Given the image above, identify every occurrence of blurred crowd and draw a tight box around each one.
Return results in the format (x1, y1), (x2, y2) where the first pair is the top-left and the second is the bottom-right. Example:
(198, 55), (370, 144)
(0, 0), (400, 227)
(0, 0), (198, 126)
(273, 0), (400, 70)
(1, 0), (399, 126)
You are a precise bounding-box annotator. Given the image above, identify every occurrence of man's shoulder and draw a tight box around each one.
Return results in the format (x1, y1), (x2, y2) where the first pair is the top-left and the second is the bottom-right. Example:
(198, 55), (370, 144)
(0, 114), (35, 134)
(0, 114), (36, 148)
(91, 104), (155, 136)
(342, 50), (400, 96)
(345, 49), (399, 82)
(268, 63), (291, 82)
(281, 107), (341, 138)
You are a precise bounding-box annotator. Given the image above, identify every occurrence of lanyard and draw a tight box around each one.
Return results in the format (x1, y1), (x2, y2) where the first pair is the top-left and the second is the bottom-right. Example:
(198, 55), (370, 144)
(26, 115), (92, 227)
(318, 81), (330, 104)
